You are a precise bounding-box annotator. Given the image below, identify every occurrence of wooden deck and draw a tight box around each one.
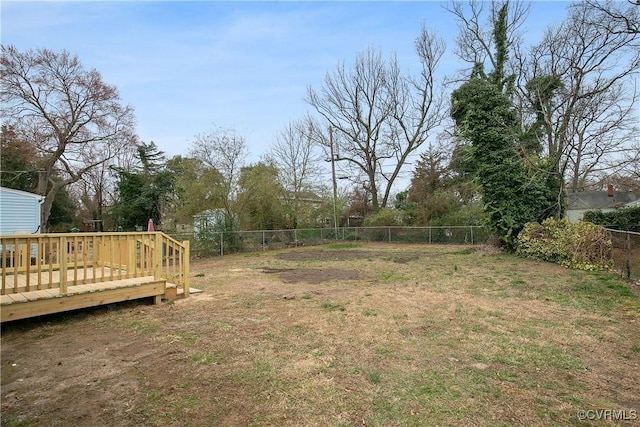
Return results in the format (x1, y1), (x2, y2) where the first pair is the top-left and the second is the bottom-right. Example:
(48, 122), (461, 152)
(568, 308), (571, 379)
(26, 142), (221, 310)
(1, 232), (190, 322)
(1, 276), (166, 322)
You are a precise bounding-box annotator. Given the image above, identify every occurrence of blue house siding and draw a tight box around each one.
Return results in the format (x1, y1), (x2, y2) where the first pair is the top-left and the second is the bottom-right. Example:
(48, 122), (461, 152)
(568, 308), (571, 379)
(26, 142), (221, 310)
(0, 187), (45, 235)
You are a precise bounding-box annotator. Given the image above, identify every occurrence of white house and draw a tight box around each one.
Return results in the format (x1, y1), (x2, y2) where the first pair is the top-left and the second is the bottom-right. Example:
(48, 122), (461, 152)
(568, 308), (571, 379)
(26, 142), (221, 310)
(0, 187), (45, 235)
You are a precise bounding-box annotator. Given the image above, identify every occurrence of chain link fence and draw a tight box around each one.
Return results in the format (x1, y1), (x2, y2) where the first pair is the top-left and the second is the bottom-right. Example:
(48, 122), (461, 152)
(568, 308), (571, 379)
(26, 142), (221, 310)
(170, 226), (639, 281)
(606, 229), (640, 280)
(171, 226), (490, 258)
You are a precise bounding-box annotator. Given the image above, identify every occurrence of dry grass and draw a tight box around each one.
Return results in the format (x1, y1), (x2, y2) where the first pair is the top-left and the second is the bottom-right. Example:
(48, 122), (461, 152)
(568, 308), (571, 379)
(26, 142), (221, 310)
(2, 243), (639, 426)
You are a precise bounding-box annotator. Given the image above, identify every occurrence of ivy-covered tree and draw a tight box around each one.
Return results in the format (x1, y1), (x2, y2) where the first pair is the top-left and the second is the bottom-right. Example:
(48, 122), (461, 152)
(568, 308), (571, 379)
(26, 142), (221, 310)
(449, 3), (559, 247)
(451, 77), (554, 248)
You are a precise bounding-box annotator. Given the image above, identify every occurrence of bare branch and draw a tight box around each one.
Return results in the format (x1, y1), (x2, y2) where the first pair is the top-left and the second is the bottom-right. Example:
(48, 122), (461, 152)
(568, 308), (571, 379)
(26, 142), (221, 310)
(306, 31), (445, 209)
(523, 2), (639, 190)
(0, 45), (137, 229)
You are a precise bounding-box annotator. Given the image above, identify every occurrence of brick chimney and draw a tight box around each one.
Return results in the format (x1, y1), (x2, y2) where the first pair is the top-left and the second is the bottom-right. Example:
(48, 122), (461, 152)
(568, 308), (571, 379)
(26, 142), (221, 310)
(607, 184), (614, 197)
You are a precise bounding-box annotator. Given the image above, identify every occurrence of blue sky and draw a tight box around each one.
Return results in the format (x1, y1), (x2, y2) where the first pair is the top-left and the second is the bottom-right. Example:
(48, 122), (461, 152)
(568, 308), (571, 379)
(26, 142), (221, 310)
(1, 1), (570, 164)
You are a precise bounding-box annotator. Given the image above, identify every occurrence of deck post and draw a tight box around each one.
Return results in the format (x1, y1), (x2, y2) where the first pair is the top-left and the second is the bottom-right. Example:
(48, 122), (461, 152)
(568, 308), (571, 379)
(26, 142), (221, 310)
(153, 232), (162, 281)
(59, 236), (68, 295)
(128, 237), (136, 278)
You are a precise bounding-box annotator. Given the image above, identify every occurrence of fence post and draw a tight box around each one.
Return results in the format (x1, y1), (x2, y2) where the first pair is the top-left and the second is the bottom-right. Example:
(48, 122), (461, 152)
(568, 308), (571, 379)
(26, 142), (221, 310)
(471, 226), (474, 245)
(220, 232), (224, 256)
(626, 232), (631, 280)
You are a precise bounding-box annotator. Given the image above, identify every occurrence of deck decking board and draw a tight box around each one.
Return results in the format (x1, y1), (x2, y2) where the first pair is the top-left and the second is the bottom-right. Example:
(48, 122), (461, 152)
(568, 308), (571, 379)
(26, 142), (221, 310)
(1, 276), (165, 322)
(1, 267), (127, 295)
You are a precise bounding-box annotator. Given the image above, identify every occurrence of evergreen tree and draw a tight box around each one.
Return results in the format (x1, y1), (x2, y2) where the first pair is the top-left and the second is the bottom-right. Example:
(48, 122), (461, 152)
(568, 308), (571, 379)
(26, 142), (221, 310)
(112, 142), (174, 230)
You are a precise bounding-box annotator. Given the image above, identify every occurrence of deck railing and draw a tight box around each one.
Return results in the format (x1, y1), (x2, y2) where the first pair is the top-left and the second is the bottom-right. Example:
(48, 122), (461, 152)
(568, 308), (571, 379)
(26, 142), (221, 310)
(1, 232), (190, 297)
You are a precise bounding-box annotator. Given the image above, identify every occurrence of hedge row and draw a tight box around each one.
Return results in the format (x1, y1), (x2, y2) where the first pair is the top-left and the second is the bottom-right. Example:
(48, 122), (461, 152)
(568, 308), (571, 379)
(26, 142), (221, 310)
(583, 206), (640, 230)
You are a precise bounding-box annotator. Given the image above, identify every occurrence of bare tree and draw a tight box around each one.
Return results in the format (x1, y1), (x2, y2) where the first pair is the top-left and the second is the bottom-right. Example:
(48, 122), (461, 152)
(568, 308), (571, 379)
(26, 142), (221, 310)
(583, 0), (640, 36)
(268, 116), (323, 194)
(266, 116), (324, 227)
(189, 125), (248, 230)
(524, 2), (639, 191)
(77, 163), (111, 231)
(71, 139), (139, 231)
(563, 86), (638, 190)
(0, 45), (137, 230)
(306, 26), (446, 210)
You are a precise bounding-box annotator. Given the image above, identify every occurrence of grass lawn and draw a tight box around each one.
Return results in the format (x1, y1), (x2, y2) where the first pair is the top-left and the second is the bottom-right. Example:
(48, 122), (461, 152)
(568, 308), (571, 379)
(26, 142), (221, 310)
(1, 243), (639, 426)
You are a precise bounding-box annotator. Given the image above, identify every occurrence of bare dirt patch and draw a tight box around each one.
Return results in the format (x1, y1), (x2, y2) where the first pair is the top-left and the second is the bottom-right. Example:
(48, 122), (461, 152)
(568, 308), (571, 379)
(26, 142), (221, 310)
(261, 267), (361, 284)
(275, 248), (423, 263)
(2, 243), (639, 427)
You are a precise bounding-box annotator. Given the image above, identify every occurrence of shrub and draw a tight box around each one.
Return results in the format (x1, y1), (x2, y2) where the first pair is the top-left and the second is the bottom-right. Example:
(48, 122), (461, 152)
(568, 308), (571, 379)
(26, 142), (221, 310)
(363, 209), (403, 227)
(516, 218), (613, 271)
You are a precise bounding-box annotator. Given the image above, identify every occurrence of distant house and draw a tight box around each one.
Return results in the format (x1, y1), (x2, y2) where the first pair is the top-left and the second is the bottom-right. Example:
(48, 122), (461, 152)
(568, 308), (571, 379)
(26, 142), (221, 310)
(565, 185), (640, 223)
(0, 187), (45, 235)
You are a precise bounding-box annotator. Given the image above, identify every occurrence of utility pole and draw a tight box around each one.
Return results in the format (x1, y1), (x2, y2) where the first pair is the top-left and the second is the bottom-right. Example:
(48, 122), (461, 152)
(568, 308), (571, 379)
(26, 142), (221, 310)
(329, 126), (339, 239)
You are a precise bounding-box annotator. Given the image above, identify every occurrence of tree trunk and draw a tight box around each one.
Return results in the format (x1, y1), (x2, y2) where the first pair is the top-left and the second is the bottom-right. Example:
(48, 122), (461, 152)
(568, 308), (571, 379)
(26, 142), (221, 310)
(40, 189), (56, 233)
